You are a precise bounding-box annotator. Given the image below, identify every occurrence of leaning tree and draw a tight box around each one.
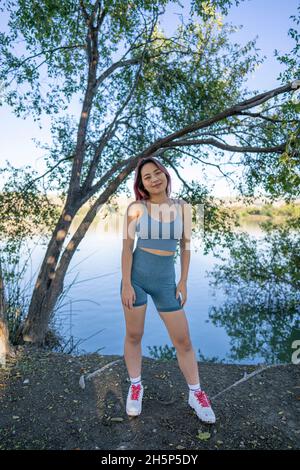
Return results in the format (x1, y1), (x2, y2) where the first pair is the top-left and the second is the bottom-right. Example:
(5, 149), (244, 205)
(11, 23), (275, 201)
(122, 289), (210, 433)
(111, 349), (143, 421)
(0, 0), (299, 344)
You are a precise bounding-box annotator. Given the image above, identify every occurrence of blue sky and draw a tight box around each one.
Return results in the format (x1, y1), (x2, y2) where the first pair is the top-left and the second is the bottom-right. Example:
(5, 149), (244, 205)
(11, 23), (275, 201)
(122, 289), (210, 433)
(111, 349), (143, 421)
(0, 0), (298, 197)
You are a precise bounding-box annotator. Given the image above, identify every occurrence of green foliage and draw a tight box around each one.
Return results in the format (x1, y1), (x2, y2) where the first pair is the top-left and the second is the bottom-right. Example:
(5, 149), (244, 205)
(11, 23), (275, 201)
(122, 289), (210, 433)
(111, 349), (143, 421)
(147, 343), (226, 362)
(197, 348), (225, 363)
(1, 252), (29, 344)
(147, 344), (177, 360)
(0, 0), (262, 172)
(0, 162), (61, 344)
(208, 212), (300, 363)
(0, 162), (61, 243)
(0, 0), (297, 201)
(0, 1), (299, 352)
(177, 180), (238, 256)
(191, 0), (242, 19)
(275, 4), (300, 83)
(237, 202), (300, 221)
(236, 100), (300, 201)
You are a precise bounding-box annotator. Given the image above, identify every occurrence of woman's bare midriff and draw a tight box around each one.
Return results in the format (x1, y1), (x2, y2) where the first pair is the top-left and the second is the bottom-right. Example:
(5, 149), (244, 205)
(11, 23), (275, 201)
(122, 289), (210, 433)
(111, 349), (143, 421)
(139, 247), (175, 256)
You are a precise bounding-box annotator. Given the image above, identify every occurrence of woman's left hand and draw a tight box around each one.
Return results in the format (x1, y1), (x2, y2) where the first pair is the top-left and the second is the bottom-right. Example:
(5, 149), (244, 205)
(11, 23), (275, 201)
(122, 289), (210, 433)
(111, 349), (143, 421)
(176, 280), (187, 307)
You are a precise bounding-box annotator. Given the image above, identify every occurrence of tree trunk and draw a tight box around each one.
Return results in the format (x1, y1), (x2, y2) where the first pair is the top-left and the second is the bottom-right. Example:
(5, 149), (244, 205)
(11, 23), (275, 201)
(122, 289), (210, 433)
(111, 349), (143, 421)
(22, 182), (120, 344)
(0, 260), (13, 366)
(22, 201), (78, 344)
(22, 155), (138, 345)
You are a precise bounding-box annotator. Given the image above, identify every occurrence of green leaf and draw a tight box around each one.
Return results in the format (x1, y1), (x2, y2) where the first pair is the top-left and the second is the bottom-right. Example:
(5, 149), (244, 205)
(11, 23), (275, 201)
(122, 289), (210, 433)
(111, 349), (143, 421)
(197, 431), (211, 441)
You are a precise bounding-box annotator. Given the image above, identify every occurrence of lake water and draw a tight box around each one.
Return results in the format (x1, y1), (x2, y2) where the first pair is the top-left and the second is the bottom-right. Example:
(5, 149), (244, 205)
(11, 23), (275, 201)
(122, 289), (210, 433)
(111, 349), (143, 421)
(20, 211), (290, 365)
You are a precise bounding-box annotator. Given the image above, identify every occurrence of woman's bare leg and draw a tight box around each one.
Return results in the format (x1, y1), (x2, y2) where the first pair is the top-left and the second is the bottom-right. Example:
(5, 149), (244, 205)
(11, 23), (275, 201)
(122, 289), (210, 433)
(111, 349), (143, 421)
(158, 309), (200, 384)
(123, 303), (147, 378)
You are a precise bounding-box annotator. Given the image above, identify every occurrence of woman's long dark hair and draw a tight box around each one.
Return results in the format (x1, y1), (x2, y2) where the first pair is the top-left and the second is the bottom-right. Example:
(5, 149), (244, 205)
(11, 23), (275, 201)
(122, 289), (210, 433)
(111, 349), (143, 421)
(133, 157), (172, 201)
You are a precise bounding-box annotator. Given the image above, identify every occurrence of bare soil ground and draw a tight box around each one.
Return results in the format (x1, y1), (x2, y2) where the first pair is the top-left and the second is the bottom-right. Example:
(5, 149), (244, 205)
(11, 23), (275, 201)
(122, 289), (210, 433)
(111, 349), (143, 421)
(0, 345), (299, 450)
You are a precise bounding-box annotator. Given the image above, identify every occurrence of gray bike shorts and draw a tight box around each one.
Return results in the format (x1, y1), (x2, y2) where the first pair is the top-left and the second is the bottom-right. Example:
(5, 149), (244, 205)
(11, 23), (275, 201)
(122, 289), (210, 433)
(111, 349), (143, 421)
(120, 246), (183, 313)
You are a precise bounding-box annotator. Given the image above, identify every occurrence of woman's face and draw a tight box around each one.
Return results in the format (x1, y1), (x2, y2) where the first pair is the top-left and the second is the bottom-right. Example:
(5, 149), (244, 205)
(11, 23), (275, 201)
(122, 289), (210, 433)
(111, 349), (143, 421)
(140, 162), (167, 197)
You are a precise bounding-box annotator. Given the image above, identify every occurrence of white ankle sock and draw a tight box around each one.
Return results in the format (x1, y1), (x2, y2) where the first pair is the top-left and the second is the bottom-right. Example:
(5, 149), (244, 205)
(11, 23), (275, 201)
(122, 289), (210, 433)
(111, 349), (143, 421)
(130, 375), (142, 385)
(188, 382), (201, 392)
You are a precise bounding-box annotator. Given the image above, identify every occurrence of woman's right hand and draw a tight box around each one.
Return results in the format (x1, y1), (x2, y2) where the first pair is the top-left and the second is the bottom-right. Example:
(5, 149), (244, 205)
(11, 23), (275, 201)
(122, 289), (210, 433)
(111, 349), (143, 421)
(121, 282), (136, 309)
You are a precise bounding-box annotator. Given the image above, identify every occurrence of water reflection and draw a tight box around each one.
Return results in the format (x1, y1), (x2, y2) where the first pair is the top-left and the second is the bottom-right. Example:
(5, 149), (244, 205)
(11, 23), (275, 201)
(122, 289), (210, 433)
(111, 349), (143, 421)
(12, 201), (300, 365)
(208, 225), (300, 364)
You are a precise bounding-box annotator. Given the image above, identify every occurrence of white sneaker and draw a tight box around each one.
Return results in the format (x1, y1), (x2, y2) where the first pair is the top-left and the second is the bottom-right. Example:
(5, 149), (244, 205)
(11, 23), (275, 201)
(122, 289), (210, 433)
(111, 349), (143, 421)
(126, 383), (144, 416)
(188, 390), (216, 424)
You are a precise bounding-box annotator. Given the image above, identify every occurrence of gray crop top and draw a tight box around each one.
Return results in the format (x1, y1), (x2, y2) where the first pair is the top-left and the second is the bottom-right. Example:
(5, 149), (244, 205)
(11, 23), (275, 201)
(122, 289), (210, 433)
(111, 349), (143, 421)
(135, 199), (183, 251)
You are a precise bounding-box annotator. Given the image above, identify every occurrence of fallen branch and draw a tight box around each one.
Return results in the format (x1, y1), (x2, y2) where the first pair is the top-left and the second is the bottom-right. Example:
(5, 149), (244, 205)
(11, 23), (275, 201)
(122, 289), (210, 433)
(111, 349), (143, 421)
(211, 363), (289, 401)
(79, 358), (123, 389)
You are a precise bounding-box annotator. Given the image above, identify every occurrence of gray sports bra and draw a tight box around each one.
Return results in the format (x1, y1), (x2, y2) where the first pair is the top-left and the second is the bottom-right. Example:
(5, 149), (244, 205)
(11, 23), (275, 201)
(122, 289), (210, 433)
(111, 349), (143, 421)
(136, 198), (183, 251)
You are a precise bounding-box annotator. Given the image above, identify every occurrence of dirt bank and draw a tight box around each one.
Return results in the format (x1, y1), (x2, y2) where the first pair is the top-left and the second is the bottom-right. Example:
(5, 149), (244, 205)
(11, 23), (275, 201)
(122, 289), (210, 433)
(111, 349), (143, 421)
(0, 345), (299, 450)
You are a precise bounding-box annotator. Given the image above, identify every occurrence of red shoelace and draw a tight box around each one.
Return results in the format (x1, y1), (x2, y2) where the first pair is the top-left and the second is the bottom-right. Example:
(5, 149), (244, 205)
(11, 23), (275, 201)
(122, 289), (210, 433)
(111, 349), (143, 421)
(130, 384), (142, 400)
(194, 390), (211, 407)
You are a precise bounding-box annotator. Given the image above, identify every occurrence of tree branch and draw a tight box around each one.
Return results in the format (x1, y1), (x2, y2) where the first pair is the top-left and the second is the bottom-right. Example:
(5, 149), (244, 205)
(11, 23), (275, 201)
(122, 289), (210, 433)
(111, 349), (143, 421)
(5, 44), (86, 77)
(81, 11), (159, 194)
(161, 138), (286, 154)
(238, 111), (296, 124)
(95, 57), (142, 88)
(81, 81), (299, 203)
(21, 155), (75, 192)
(79, 0), (90, 25)
(160, 154), (194, 192)
(70, 2), (102, 196)
(140, 81), (299, 156)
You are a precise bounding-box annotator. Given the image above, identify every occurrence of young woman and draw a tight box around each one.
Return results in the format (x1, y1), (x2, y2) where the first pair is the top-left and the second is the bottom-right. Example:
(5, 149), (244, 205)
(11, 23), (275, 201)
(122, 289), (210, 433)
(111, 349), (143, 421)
(120, 156), (216, 424)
